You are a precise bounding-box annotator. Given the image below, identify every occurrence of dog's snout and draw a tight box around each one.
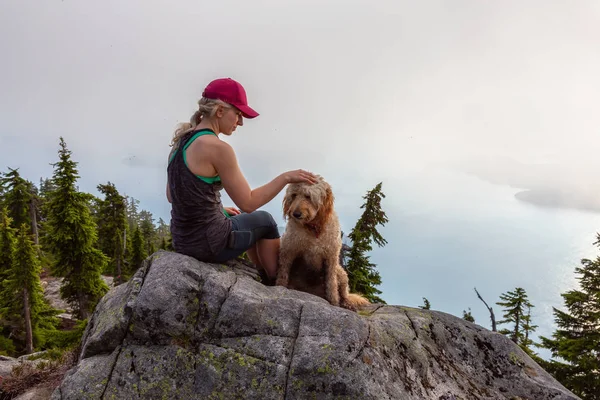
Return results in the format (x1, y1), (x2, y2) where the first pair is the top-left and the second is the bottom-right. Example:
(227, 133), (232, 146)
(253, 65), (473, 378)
(292, 211), (302, 219)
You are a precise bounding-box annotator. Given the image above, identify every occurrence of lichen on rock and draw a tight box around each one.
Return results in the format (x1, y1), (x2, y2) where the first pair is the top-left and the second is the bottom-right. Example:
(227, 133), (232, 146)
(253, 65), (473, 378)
(51, 251), (580, 400)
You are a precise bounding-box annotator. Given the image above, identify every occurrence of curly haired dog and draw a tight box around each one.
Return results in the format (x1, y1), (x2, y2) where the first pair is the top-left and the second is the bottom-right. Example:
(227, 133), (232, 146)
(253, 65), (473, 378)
(276, 175), (370, 311)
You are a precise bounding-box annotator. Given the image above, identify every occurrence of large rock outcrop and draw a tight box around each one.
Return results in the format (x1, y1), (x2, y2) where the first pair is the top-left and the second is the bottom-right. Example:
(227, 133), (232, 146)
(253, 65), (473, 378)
(51, 251), (578, 399)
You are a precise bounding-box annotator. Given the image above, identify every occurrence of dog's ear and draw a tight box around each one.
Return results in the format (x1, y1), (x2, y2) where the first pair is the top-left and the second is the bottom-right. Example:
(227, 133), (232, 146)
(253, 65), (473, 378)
(322, 186), (334, 218)
(313, 186), (334, 229)
(282, 192), (292, 220)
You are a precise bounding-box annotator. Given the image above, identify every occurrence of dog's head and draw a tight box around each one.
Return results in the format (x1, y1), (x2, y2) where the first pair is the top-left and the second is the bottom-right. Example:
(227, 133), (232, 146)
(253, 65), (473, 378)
(282, 175), (334, 232)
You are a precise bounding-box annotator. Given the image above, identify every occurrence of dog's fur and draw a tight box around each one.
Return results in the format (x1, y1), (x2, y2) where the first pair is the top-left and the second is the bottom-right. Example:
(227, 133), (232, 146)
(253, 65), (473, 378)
(276, 175), (370, 311)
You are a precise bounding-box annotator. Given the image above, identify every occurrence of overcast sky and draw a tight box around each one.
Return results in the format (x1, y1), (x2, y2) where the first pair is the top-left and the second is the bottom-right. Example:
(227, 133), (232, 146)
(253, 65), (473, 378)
(2, 1), (600, 342)
(2, 0), (599, 215)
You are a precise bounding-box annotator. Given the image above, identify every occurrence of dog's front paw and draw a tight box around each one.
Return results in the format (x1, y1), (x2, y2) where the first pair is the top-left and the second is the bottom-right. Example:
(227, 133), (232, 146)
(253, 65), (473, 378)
(340, 299), (358, 312)
(275, 276), (288, 287)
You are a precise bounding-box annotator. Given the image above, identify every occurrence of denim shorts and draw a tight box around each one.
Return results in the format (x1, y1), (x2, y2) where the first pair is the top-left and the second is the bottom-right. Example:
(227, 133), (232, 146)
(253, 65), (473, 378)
(211, 210), (280, 263)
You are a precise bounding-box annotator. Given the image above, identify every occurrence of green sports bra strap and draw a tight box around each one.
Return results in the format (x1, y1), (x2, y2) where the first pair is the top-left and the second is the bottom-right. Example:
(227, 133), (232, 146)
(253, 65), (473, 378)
(183, 129), (217, 151)
(168, 129), (215, 166)
(181, 129), (221, 184)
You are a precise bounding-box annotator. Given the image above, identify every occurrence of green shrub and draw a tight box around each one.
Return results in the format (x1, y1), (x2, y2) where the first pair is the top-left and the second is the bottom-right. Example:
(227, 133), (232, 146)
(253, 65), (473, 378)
(0, 335), (16, 357)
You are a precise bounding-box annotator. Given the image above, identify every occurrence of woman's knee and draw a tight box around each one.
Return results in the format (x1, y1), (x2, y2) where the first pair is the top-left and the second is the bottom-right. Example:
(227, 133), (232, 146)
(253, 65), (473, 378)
(252, 210), (277, 227)
(230, 210), (280, 243)
(251, 210), (279, 240)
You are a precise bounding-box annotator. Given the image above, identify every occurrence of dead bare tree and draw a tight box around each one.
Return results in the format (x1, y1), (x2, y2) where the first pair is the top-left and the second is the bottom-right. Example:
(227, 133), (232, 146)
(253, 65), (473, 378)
(474, 287), (497, 332)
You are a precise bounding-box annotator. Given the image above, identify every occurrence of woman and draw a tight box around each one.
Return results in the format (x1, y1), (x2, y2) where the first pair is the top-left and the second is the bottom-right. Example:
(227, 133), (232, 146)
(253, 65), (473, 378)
(166, 77), (317, 283)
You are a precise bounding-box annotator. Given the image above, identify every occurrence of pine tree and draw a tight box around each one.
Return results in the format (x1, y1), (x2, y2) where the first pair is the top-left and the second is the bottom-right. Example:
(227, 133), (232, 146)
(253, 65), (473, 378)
(540, 233), (600, 399)
(44, 137), (109, 320)
(39, 177), (57, 198)
(156, 218), (170, 243)
(0, 208), (16, 307)
(0, 210), (17, 355)
(420, 297), (431, 310)
(85, 192), (103, 222)
(159, 236), (168, 250)
(520, 304), (539, 352)
(139, 209), (157, 255)
(346, 182), (388, 304)
(29, 183), (41, 246)
(125, 195), (140, 231)
(129, 226), (147, 276)
(1, 224), (60, 353)
(96, 182), (127, 283)
(1, 169), (43, 255)
(496, 287), (534, 347)
(165, 235), (174, 252)
(0, 168), (34, 231)
(37, 177), (57, 255)
(0, 211), (19, 353)
(463, 308), (475, 323)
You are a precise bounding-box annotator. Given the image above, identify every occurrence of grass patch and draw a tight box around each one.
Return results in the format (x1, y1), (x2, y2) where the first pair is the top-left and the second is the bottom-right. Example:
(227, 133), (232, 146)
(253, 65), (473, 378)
(0, 347), (78, 399)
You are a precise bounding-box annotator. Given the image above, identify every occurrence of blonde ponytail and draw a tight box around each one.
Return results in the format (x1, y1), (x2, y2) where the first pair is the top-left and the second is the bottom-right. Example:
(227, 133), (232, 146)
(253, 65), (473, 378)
(170, 97), (231, 149)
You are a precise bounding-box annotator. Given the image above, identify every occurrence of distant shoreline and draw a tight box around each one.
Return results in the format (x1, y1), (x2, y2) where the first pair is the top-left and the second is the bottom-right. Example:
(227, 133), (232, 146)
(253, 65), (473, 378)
(514, 189), (600, 214)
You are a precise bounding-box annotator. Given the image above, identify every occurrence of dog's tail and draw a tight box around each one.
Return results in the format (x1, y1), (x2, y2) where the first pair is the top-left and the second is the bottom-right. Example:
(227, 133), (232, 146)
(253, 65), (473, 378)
(346, 293), (371, 309)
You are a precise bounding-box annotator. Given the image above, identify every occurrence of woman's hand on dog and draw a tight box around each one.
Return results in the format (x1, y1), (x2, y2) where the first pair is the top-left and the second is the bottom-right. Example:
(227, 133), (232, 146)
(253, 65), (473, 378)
(284, 169), (318, 185)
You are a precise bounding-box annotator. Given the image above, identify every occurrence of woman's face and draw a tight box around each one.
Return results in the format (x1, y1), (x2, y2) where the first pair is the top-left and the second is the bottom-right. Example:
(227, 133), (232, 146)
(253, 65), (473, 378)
(219, 105), (244, 135)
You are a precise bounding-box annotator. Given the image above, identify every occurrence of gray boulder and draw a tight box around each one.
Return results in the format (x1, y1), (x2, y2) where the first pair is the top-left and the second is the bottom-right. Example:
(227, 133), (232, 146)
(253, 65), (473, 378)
(51, 251), (579, 399)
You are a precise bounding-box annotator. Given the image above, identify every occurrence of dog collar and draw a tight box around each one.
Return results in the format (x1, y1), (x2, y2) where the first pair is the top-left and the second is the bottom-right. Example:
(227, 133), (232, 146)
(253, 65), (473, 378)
(306, 223), (321, 238)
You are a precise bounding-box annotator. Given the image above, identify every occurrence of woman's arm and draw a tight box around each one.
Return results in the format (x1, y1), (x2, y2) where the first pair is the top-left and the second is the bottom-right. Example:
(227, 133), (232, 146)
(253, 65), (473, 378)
(166, 148), (176, 204)
(166, 181), (172, 203)
(213, 142), (316, 213)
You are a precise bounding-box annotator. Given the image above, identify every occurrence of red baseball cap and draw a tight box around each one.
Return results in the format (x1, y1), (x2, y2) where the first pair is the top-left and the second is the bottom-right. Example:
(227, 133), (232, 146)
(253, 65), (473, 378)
(202, 78), (259, 119)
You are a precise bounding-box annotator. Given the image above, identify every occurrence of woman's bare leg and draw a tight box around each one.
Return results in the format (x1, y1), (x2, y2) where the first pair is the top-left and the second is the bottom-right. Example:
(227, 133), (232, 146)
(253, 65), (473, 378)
(256, 238), (280, 280)
(246, 245), (262, 269)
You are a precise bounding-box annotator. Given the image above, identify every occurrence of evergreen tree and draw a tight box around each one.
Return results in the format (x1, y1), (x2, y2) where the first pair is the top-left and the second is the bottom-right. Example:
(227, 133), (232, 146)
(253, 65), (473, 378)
(156, 218), (173, 252)
(125, 195), (140, 230)
(139, 209), (157, 255)
(165, 234), (174, 252)
(346, 182), (388, 303)
(1, 169), (43, 252)
(540, 234), (600, 399)
(37, 177), (57, 253)
(39, 177), (57, 198)
(0, 209), (17, 355)
(128, 226), (147, 276)
(0, 335), (16, 357)
(420, 297), (431, 310)
(0, 208), (16, 306)
(156, 217), (170, 242)
(521, 304), (539, 352)
(85, 192), (102, 221)
(28, 183), (41, 246)
(44, 137), (109, 319)
(96, 182), (127, 283)
(0, 168), (34, 232)
(496, 287), (534, 347)
(114, 228), (124, 280)
(463, 308), (475, 323)
(1, 224), (60, 353)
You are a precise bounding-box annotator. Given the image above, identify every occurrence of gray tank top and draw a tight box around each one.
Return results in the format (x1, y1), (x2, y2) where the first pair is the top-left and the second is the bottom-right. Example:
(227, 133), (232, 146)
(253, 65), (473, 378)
(167, 129), (232, 261)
